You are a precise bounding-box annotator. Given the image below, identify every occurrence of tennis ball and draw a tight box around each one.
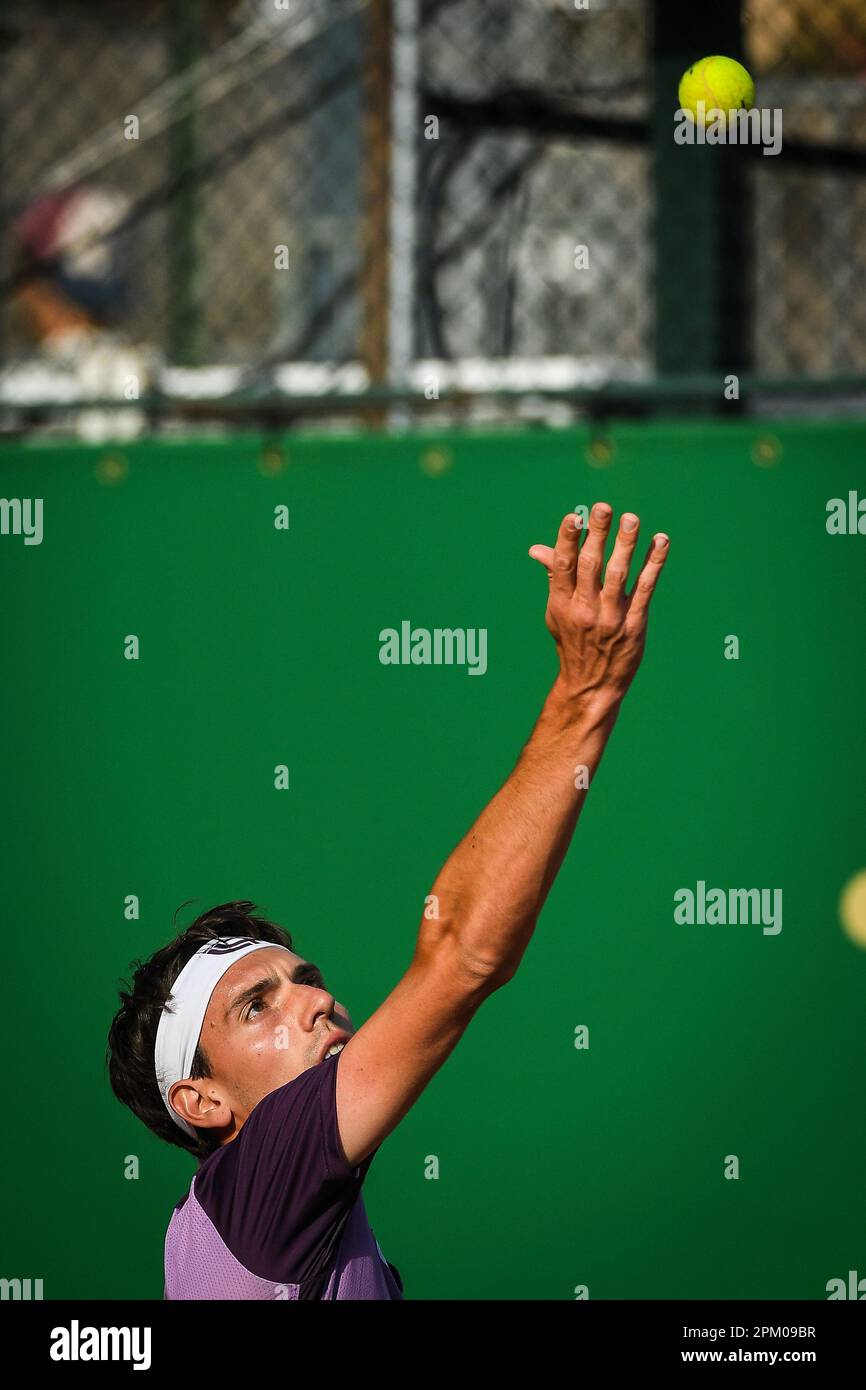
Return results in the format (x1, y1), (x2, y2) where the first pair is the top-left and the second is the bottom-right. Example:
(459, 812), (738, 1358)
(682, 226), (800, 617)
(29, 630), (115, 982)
(678, 56), (755, 125)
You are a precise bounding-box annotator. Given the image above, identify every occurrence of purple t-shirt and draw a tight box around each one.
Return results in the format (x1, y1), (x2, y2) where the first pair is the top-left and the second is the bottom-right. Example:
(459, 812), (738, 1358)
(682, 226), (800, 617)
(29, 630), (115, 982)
(164, 1050), (404, 1299)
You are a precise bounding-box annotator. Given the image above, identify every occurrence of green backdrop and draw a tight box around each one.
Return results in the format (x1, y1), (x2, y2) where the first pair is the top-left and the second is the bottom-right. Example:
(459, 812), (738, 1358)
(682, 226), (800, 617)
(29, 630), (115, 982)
(1, 417), (864, 1300)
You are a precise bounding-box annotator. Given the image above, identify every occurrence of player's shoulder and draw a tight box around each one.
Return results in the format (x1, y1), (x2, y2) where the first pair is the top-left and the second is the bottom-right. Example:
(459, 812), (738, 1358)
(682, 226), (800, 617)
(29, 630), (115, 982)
(184, 1055), (366, 1274)
(194, 1057), (339, 1194)
(242, 1055), (337, 1142)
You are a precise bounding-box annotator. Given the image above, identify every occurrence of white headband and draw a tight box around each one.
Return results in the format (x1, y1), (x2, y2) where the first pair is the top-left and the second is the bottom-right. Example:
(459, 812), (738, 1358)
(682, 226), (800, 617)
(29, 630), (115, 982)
(155, 936), (291, 1138)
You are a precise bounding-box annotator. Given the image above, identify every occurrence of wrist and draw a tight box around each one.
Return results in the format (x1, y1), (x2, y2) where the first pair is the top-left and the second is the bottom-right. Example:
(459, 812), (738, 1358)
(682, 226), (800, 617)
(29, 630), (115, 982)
(547, 673), (624, 728)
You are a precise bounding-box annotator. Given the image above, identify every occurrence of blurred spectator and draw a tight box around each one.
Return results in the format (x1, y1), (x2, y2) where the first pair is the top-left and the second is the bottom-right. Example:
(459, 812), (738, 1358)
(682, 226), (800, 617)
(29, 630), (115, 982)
(12, 183), (152, 440)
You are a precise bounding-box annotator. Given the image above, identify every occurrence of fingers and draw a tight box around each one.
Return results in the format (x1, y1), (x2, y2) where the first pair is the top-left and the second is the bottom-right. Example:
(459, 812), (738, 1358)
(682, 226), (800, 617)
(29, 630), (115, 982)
(528, 544), (555, 571)
(530, 512), (583, 597)
(627, 533), (670, 622)
(601, 512), (640, 605)
(575, 502), (613, 604)
(530, 507), (669, 617)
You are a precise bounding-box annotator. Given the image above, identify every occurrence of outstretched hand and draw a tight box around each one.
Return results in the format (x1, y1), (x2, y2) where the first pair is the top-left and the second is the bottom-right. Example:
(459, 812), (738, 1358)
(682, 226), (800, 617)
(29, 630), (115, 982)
(529, 503), (669, 705)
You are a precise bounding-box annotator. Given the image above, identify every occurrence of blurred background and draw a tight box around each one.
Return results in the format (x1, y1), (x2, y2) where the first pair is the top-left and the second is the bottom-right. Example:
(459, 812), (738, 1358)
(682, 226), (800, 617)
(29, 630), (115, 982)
(1, 0), (865, 440)
(2, 0), (866, 1303)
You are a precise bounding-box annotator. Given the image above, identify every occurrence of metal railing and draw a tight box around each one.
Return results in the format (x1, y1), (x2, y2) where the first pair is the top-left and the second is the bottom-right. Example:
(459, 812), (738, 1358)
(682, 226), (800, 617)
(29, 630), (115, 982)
(0, 0), (864, 436)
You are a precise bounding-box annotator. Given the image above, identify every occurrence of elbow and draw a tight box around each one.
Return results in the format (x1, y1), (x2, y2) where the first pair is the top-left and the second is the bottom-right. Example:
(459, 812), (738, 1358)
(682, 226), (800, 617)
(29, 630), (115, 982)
(454, 943), (520, 991)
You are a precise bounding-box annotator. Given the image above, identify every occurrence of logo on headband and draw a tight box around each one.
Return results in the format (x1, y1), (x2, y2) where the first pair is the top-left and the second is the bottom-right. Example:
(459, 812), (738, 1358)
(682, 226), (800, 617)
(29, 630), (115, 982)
(201, 938), (259, 955)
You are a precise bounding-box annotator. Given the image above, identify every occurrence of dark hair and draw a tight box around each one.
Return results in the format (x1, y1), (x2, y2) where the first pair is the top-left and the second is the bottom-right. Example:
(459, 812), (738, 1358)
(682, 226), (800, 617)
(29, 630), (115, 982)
(106, 901), (294, 1163)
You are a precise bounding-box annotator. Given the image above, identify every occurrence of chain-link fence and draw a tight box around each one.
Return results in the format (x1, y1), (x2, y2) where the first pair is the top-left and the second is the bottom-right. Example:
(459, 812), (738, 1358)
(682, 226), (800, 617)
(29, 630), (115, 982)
(1, 0), (865, 436)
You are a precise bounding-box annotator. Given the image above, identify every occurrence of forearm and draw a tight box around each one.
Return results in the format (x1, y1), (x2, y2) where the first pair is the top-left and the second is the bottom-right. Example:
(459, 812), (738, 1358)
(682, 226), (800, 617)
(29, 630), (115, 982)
(421, 499), (669, 983)
(428, 677), (622, 981)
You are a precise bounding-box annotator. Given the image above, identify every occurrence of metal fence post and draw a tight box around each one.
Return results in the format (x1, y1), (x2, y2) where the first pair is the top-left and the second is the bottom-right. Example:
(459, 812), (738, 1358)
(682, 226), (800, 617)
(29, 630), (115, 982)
(168, 0), (203, 366)
(360, 0), (391, 426)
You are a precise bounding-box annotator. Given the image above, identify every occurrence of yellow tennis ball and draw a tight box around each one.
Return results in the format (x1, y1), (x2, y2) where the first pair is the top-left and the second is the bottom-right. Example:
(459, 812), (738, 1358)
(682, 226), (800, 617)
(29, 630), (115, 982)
(678, 55), (755, 125)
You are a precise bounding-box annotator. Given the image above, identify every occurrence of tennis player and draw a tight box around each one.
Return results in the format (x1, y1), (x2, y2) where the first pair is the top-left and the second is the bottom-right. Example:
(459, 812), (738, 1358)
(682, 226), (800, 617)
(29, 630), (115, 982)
(106, 503), (669, 1300)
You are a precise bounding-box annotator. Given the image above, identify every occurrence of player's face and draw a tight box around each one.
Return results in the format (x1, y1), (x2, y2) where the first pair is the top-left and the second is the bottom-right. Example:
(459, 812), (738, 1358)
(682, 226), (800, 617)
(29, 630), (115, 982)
(177, 946), (354, 1141)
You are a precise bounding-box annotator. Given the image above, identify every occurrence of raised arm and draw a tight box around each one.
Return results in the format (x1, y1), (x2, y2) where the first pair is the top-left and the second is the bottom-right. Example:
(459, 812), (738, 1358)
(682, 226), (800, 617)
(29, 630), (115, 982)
(334, 503), (669, 1169)
(432, 501), (670, 983)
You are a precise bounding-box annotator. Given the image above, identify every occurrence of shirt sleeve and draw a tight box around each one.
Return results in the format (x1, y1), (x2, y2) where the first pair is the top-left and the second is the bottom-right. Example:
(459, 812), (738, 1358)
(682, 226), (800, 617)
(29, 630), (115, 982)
(193, 1050), (376, 1288)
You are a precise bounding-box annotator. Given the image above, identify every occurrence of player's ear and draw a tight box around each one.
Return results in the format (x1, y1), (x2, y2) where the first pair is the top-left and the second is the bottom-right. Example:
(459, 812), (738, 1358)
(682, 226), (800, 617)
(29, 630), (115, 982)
(168, 1079), (231, 1133)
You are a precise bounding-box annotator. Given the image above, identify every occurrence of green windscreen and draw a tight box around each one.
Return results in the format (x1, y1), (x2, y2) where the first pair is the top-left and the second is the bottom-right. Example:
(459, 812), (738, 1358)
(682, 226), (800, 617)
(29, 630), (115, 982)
(1, 418), (863, 1299)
